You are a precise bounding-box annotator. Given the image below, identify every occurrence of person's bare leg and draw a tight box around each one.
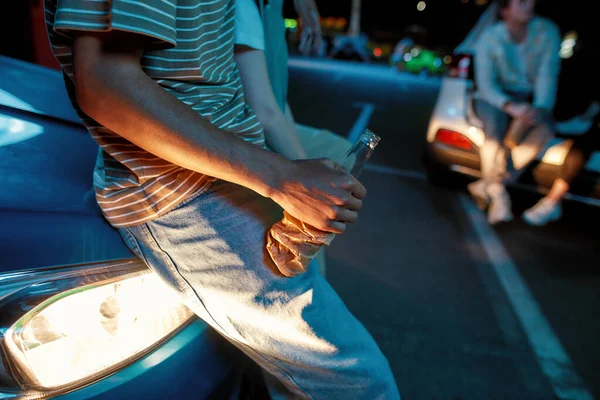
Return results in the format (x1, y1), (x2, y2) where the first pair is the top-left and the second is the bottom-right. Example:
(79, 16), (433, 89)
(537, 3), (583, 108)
(472, 99), (513, 224)
(546, 178), (570, 202)
(522, 139), (588, 226)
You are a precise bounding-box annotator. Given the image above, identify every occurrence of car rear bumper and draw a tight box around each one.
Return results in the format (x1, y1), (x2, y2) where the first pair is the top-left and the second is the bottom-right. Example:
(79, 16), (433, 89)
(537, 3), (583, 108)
(426, 141), (481, 175)
(425, 142), (600, 204)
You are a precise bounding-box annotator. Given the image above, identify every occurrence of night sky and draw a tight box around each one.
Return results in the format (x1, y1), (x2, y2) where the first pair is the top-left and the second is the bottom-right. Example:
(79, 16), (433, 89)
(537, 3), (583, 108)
(283, 0), (598, 53)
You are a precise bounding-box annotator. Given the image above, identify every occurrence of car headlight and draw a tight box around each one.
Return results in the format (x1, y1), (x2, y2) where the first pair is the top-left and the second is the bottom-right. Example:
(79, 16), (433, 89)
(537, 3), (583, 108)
(0, 259), (194, 397)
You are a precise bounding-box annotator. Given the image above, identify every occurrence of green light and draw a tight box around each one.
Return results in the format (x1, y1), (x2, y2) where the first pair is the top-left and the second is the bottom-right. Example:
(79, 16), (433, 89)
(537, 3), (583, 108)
(285, 19), (298, 29)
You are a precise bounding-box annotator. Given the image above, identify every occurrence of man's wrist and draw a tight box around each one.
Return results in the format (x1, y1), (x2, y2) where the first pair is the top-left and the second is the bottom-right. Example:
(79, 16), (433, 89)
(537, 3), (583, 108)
(249, 151), (292, 200)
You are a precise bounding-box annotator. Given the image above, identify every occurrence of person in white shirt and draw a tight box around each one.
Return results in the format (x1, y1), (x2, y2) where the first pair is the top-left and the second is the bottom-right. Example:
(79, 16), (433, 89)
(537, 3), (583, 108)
(468, 0), (561, 224)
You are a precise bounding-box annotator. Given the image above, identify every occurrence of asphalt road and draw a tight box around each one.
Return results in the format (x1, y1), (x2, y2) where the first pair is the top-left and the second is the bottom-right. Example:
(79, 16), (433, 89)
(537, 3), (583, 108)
(288, 58), (600, 400)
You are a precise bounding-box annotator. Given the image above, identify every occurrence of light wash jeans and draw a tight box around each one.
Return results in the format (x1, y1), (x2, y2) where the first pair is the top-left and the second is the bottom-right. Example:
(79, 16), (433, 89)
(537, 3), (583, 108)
(119, 180), (400, 399)
(474, 95), (552, 185)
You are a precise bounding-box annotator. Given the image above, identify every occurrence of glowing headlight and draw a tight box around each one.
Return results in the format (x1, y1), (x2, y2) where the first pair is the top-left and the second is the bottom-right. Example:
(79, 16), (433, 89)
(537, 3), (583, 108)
(4, 271), (194, 390)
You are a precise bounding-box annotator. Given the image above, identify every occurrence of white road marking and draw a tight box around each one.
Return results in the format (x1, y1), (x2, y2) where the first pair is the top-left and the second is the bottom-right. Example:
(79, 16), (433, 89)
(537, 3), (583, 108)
(347, 103), (375, 143)
(364, 164), (427, 180)
(458, 194), (593, 400)
(363, 164), (593, 399)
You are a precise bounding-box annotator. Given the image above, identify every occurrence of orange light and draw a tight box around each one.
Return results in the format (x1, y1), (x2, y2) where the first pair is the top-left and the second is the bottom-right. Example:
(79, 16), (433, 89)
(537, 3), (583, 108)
(373, 48), (383, 57)
(324, 16), (336, 28)
(335, 17), (347, 29)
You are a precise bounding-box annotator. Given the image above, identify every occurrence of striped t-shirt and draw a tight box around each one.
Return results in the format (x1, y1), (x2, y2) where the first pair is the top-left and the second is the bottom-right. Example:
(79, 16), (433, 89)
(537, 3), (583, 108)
(44, 0), (265, 228)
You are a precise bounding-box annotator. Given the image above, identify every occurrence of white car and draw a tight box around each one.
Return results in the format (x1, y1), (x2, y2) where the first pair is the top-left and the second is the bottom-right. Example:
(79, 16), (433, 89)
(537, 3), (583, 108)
(423, 2), (600, 206)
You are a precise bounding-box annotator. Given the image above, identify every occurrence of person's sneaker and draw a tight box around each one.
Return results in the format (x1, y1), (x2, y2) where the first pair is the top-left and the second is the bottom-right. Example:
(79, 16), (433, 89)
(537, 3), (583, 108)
(467, 179), (489, 210)
(487, 184), (513, 225)
(522, 198), (562, 226)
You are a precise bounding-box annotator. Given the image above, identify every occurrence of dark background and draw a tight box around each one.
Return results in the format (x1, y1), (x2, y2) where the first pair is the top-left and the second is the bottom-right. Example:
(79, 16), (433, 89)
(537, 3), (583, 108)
(283, 0), (599, 119)
(4, 1), (598, 67)
(284, 0), (598, 52)
(2, 0), (599, 121)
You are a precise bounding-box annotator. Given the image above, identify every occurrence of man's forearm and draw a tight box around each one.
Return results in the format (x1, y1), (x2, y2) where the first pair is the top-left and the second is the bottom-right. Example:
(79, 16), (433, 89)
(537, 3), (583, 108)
(77, 60), (289, 198)
(259, 110), (307, 160)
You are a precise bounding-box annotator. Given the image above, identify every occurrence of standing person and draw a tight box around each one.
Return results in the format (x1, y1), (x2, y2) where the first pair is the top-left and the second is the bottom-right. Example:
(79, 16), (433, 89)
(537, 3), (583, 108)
(234, 0), (308, 161)
(250, 0), (352, 275)
(234, 0), (351, 180)
(257, 0), (324, 113)
(468, 0), (561, 224)
(44, 1), (400, 399)
(294, 0), (325, 57)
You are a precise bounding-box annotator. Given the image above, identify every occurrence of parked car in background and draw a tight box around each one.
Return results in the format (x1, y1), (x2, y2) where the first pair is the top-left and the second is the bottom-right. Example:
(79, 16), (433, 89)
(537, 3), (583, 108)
(423, 4), (600, 206)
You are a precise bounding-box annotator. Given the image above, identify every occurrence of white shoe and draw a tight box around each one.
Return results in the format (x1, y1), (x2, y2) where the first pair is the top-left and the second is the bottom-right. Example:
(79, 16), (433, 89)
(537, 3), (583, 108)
(487, 184), (513, 225)
(522, 198), (562, 226)
(467, 179), (489, 210)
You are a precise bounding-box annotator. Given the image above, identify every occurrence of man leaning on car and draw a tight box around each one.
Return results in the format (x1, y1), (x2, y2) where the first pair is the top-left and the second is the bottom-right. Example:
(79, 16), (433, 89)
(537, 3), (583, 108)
(43, 0), (401, 398)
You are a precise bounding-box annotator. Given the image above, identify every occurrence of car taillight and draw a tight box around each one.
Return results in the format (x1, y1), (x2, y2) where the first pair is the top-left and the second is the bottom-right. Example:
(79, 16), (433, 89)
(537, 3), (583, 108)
(435, 129), (473, 150)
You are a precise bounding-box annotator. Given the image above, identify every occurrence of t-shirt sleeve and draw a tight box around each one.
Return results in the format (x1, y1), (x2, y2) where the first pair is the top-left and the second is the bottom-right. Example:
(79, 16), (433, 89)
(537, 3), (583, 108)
(52, 0), (178, 49)
(234, 0), (265, 50)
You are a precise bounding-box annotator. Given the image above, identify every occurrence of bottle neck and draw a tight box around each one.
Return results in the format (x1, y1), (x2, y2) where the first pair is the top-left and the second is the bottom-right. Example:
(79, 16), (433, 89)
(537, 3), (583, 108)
(338, 129), (380, 178)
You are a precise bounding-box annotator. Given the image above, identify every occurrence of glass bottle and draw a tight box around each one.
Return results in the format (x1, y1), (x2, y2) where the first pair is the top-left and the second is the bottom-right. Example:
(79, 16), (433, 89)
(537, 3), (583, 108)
(266, 129), (381, 277)
(338, 129), (381, 177)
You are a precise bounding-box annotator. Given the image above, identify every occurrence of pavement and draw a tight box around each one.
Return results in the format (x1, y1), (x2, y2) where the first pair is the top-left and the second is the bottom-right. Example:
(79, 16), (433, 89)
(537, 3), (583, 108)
(288, 57), (600, 400)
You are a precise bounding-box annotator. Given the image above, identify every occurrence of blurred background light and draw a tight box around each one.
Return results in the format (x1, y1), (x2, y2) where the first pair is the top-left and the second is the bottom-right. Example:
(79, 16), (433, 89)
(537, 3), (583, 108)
(284, 18), (297, 29)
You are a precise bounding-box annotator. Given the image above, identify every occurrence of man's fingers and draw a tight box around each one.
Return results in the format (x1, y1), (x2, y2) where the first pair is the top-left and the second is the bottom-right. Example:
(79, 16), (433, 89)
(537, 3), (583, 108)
(340, 178), (366, 199)
(354, 182), (367, 199)
(332, 207), (358, 223)
(525, 114), (536, 126)
(341, 195), (362, 211)
(326, 220), (346, 234)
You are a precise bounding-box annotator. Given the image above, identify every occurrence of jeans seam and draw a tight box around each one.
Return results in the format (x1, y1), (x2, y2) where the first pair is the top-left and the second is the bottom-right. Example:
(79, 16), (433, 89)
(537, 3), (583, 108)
(140, 222), (315, 400)
(120, 228), (146, 262)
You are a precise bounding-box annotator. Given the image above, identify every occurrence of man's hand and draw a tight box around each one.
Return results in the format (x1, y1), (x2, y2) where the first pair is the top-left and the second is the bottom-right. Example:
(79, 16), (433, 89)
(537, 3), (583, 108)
(294, 0), (323, 56)
(504, 102), (537, 126)
(269, 159), (366, 234)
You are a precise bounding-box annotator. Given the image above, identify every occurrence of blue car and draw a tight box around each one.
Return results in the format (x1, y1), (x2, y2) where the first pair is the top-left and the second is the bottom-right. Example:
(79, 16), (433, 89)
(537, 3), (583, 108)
(0, 56), (257, 399)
